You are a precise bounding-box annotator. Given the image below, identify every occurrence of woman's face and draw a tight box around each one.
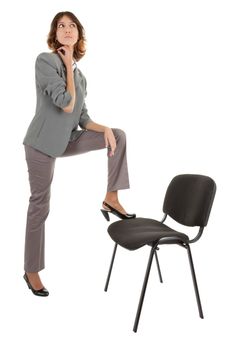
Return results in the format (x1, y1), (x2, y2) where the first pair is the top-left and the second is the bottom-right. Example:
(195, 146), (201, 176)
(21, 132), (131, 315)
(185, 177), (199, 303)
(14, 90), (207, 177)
(56, 15), (79, 47)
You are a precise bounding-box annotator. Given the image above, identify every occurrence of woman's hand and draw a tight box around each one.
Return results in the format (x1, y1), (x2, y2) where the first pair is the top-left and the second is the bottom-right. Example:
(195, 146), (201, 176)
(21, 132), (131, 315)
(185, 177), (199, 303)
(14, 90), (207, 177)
(84, 122), (117, 157)
(57, 45), (73, 68)
(104, 127), (116, 157)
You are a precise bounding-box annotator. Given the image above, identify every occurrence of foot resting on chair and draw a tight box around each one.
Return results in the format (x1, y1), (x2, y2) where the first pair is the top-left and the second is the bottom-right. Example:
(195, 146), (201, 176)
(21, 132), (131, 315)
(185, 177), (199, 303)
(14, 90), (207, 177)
(101, 191), (136, 221)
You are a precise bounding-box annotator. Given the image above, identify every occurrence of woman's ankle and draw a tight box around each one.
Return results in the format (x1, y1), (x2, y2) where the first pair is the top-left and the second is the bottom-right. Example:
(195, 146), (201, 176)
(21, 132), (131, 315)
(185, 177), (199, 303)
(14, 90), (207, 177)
(25, 272), (44, 289)
(26, 272), (39, 277)
(105, 191), (118, 204)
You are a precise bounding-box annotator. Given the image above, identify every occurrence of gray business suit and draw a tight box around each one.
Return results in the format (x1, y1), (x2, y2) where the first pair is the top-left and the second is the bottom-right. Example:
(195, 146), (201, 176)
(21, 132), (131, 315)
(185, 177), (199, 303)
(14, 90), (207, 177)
(23, 52), (130, 272)
(23, 52), (93, 157)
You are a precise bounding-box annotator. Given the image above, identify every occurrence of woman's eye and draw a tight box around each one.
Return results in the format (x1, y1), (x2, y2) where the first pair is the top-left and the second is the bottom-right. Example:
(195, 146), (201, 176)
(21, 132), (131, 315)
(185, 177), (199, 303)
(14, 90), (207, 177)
(57, 23), (76, 28)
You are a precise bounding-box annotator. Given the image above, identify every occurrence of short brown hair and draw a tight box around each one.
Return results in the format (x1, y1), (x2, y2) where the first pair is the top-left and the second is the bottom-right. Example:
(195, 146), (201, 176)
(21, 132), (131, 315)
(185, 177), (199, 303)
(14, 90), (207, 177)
(47, 11), (86, 61)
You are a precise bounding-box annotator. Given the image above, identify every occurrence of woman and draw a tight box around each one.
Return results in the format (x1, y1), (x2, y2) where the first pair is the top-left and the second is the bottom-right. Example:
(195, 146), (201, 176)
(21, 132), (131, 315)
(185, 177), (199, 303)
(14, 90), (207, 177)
(23, 11), (136, 297)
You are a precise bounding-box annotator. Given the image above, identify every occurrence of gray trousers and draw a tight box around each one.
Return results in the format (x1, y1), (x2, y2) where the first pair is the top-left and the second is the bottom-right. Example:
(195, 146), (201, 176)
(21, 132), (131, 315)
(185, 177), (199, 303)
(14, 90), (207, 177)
(24, 128), (130, 272)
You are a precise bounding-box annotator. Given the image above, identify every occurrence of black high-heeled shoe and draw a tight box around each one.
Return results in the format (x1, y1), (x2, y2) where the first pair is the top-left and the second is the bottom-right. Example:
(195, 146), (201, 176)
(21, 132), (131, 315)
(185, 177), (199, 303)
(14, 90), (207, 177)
(23, 273), (49, 297)
(101, 201), (136, 221)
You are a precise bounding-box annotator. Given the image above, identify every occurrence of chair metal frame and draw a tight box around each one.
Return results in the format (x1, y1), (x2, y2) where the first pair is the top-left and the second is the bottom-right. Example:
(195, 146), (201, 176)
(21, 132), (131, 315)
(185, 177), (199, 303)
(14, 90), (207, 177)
(103, 174), (216, 332)
(104, 215), (205, 332)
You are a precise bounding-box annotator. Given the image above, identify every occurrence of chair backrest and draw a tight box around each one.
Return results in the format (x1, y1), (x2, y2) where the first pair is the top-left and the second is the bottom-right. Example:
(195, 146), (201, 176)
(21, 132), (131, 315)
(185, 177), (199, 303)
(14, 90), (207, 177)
(163, 174), (216, 227)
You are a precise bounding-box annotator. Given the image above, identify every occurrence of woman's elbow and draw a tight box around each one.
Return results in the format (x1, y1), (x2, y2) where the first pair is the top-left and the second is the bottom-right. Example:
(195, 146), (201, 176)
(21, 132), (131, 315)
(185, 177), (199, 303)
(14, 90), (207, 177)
(62, 95), (75, 113)
(62, 105), (74, 113)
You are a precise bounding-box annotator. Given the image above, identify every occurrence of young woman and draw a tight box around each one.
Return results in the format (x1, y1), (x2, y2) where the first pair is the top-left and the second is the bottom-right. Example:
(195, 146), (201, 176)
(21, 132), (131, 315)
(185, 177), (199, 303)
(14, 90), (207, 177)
(22, 11), (135, 296)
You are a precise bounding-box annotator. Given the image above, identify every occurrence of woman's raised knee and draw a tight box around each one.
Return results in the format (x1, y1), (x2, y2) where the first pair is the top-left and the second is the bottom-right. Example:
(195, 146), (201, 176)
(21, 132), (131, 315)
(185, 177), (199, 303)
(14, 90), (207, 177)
(112, 128), (126, 142)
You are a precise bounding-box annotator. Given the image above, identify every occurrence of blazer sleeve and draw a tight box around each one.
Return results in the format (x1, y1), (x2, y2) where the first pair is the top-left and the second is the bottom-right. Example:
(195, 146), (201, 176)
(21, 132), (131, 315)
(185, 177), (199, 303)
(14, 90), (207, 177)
(35, 52), (72, 108)
(79, 74), (93, 129)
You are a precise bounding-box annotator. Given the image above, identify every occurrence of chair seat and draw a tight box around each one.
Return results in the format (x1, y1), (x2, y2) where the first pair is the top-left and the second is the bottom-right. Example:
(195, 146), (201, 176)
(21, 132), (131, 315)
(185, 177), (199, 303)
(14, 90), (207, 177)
(107, 218), (189, 250)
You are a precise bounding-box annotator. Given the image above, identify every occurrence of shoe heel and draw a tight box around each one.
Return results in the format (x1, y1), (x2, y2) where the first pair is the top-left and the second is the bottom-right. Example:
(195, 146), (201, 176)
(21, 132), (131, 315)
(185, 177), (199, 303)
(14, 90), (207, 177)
(101, 209), (110, 221)
(23, 274), (31, 289)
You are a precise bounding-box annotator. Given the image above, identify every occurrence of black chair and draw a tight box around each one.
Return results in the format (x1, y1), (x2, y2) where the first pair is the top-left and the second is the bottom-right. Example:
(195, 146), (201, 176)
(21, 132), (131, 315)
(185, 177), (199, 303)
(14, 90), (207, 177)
(103, 174), (216, 332)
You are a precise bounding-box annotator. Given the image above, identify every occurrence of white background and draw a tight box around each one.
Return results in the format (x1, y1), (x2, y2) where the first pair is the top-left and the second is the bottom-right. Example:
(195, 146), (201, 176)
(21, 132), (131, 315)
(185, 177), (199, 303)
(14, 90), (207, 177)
(1, 0), (232, 348)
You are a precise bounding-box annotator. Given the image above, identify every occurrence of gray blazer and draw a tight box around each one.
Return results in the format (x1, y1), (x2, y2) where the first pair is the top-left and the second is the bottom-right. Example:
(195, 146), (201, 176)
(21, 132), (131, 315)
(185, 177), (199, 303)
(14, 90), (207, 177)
(23, 52), (93, 157)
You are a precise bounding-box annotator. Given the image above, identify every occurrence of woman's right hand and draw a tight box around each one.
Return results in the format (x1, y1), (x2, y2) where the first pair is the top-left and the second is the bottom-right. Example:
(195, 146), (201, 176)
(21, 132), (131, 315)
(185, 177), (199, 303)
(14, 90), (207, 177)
(57, 45), (73, 68)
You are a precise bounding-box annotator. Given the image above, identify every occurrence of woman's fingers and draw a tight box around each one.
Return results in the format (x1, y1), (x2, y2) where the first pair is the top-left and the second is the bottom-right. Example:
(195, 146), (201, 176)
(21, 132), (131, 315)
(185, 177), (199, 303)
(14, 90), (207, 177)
(110, 139), (116, 154)
(57, 45), (73, 66)
(104, 127), (116, 157)
(108, 136), (116, 156)
(57, 46), (67, 56)
(104, 134), (109, 148)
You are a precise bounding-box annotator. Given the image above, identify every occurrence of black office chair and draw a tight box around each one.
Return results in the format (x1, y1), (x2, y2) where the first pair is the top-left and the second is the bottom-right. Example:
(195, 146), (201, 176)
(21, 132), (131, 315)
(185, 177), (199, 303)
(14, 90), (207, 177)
(103, 174), (216, 332)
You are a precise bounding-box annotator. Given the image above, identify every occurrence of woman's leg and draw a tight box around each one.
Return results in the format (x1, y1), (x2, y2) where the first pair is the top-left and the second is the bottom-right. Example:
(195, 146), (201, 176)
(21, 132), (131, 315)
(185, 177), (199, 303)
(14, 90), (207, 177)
(24, 145), (55, 287)
(61, 128), (130, 212)
(104, 128), (130, 214)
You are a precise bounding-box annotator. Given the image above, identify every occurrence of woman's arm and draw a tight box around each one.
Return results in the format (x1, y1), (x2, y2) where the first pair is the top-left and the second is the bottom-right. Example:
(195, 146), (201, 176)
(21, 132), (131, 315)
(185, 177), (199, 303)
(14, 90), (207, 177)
(63, 65), (76, 113)
(85, 121), (116, 156)
(57, 46), (76, 113)
(35, 53), (73, 109)
(85, 121), (106, 133)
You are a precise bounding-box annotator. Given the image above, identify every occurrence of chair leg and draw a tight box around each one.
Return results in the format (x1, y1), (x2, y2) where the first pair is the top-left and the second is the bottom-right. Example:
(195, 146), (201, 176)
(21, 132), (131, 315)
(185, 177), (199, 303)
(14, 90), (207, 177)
(133, 246), (155, 333)
(186, 244), (204, 319)
(154, 248), (163, 283)
(104, 243), (118, 292)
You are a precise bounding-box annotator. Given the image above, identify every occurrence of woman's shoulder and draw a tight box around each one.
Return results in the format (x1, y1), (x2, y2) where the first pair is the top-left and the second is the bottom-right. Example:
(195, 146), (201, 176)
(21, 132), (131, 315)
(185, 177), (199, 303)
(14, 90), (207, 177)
(35, 51), (62, 67)
(36, 51), (52, 60)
